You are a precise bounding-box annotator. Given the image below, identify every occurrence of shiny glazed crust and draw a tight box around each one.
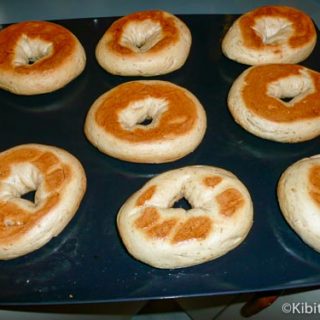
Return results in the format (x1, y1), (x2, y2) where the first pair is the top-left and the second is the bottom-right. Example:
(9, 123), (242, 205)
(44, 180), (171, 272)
(0, 21), (86, 95)
(0, 144), (87, 259)
(95, 10), (191, 76)
(222, 5), (317, 65)
(117, 165), (253, 269)
(84, 80), (207, 163)
(278, 155), (320, 252)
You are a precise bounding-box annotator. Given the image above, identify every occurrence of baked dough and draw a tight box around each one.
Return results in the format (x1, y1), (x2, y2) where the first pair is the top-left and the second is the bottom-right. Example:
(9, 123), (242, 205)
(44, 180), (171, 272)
(0, 21), (86, 95)
(95, 10), (191, 76)
(222, 5), (317, 65)
(84, 80), (207, 163)
(117, 165), (253, 269)
(278, 155), (320, 253)
(0, 144), (86, 260)
(227, 64), (320, 143)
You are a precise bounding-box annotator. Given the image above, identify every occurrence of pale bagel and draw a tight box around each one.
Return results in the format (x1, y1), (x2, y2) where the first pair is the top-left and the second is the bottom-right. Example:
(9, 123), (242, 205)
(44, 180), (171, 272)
(227, 64), (320, 143)
(117, 165), (253, 269)
(84, 80), (207, 163)
(222, 5), (317, 65)
(278, 155), (320, 253)
(0, 21), (86, 95)
(95, 10), (191, 76)
(117, 165), (253, 268)
(0, 144), (86, 260)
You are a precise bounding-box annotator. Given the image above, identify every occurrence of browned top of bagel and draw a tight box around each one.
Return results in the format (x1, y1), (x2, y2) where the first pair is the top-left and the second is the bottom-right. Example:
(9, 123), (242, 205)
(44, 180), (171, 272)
(105, 10), (179, 55)
(95, 81), (198, 142)
(0, 147), (71, 243)
(0, 21), (79, 74)
(239, 6), (316, 50)
(242, 64), (320, 122)
(134, 207), (213, 244)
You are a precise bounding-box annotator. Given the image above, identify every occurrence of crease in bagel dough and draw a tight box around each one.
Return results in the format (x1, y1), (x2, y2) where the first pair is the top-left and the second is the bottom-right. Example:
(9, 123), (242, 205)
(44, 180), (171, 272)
(13, 35), (53, 66)
(0, 164), (43, 206)
(120, 20), (163, 53)
(252, 17), (293, 45)
(0, 162), (66, 218)
(267, 71), (314, 106)
(119, 97), (168, 130)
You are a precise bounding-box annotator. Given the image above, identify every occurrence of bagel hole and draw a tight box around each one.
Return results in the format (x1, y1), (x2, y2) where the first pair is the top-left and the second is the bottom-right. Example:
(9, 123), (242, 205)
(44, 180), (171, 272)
(172, 197), (192, 210)
(137, 117), (153, 126)
(13, 35), (53, 66)
(20, 190), (36, 203)
(120, 20), (163, 53)
(280, 97), (294, 103)
(252, 17), (293, 44)
(27, 57), (38, 65)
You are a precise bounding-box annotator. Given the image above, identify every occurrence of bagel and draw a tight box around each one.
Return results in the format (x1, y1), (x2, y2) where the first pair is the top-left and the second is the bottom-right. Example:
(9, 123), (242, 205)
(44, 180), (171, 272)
(84, 80), (207, 163)
(227, 64), (320, 143)
(95, 10), (191, 76)
(117, 165), (253, 269)
(0, 144), (86, 260)
(0, 21), (86, 95)
(278, 155), (320, 253)
(222, 5), (317, 65)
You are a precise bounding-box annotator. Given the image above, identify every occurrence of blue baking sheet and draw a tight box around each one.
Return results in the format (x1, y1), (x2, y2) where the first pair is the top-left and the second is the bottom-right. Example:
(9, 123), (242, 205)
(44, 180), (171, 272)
(0, 14), (320, 305)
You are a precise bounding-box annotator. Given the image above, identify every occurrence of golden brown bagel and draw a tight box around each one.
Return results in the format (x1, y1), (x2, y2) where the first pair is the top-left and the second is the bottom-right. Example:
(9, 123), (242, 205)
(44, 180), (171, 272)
(228, 64), (320, 143)
(278, 155), (320, 252)
(84, 80), (207, 163)
(222, 5), (317, 65)
(117, 165), (253, 269)
(0, 144), (86, 260)
(0, 21), (86, 95)
(95, 10), (191, 76)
